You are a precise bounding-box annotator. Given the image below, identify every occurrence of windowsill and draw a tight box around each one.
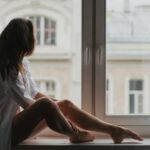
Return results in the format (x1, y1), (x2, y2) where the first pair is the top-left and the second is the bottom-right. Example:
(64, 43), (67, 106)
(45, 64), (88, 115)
(13, 137), (150, 150)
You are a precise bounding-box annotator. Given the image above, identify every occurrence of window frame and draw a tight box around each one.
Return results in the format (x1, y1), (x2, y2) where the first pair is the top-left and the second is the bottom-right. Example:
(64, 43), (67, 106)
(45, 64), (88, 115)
(82, 0), (94, 114)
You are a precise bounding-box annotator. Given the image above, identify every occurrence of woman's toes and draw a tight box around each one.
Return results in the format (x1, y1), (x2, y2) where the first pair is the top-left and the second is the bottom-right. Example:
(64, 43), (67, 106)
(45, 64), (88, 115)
(111, 127), (143, 144)
(126, 129), (143, 141)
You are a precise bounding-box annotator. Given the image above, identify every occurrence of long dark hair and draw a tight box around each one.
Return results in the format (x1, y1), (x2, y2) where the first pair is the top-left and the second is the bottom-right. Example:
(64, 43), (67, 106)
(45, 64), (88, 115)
(0, 18), (35, 80)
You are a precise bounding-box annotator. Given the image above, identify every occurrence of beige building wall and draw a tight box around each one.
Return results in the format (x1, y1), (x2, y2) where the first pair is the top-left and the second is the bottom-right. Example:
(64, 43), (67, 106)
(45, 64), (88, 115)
(29, 58), (72, 99)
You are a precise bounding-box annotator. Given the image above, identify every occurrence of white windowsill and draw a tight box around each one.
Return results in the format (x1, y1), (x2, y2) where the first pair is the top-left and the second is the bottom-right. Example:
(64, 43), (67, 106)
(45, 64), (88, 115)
(13, 138), (150, 150)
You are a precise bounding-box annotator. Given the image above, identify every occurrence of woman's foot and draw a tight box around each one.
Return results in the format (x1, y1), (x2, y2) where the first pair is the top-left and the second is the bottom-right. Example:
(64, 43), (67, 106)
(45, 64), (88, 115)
(69, 129), (95, 143)
(68, 120), (95, 143)
(110, 126), (143, 144)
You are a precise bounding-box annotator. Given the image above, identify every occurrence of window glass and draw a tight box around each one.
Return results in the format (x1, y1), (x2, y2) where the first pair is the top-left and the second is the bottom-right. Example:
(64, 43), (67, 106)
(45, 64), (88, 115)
(130, 80), (143, 91)
(129, 94), (135, 113)
(106, 0), (150, 115)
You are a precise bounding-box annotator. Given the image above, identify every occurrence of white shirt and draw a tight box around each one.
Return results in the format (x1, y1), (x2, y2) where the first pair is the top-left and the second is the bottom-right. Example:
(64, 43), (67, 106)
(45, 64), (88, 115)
(0, 58), (39, 150)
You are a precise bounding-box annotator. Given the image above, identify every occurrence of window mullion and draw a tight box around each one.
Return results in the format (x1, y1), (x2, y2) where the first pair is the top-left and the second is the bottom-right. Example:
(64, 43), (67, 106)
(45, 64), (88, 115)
(82, 0), (94, 113)
(40, 16), (44, 46)
(95, 0), (106, 117)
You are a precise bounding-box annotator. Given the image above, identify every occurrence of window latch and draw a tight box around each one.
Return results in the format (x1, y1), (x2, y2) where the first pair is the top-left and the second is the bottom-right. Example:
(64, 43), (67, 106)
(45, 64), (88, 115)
(96, 46), (103, 65)
(84, 46), (91, 65)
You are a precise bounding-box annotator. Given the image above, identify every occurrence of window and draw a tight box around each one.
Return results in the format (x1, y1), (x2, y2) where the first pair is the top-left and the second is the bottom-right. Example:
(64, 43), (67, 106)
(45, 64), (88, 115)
(128, 80), (144, 114)
(27, 16), (56, 46)
(35, 79), (59, 98)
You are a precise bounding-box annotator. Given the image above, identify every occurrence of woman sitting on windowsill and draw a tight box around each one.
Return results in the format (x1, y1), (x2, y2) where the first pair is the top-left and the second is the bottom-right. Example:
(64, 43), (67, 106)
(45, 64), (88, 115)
(0, 18), (143, 150)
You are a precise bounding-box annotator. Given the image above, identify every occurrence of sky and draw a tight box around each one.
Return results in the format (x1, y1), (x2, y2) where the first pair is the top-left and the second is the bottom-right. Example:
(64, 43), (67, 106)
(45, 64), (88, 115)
(107, 0), (150, 12)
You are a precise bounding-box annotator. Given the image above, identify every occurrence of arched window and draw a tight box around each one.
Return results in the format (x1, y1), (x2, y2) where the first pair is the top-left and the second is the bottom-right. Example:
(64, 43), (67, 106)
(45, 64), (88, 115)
(26, 16), (56, 46)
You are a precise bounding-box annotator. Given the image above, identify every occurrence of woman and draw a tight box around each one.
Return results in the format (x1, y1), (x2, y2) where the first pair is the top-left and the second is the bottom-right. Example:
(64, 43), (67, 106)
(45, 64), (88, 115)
(0, 18), (143, 150)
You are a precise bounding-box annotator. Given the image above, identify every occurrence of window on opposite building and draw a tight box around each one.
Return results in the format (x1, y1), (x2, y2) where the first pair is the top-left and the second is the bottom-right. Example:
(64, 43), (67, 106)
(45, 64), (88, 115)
(129, 79), (144, 114)
(26, 16), (56, 46)
(35, 79), (59, 98)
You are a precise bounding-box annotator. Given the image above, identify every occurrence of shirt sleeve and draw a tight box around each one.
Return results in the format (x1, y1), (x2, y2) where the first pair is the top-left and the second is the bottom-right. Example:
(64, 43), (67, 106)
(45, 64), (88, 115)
(9, 73), (36, 109)
(23, 58), (39, 98)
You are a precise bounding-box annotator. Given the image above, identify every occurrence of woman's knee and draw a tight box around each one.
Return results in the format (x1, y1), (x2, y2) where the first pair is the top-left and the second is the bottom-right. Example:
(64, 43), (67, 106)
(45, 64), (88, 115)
(57, 99), (74, 109)
(37, 98), (58, 113)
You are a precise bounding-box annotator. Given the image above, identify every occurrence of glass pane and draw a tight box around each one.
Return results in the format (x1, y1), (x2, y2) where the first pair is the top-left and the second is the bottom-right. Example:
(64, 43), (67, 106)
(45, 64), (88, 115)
(129, 94), (135, 114)
(130, 80), (143, 91)
(106, 79), (109, 91)
(44, 18), (56, 45)
(36, 31), (40, 45)
(28, 16), (41, 45)
(106, 0), (149, 115)
(45, 18), (50, 28)
(36, 16), (41, 28)
(138, 94), (143, 113)
(44, 30), (56, 45)
(51, 21), (56, 29)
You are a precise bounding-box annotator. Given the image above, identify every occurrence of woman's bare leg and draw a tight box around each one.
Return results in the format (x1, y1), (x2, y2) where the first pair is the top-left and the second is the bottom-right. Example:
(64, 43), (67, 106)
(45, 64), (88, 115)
(11, 99), (95, 147)
(56, 99), (143, 143)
